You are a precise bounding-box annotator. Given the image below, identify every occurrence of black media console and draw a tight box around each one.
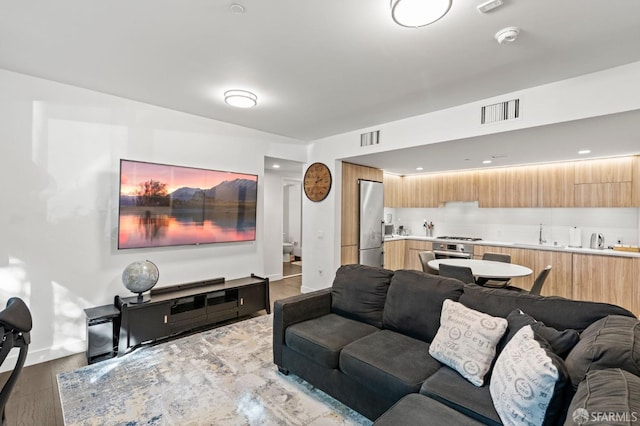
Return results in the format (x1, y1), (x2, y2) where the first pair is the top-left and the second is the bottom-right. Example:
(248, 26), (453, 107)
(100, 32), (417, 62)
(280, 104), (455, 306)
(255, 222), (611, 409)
(115, 274), (270, 356)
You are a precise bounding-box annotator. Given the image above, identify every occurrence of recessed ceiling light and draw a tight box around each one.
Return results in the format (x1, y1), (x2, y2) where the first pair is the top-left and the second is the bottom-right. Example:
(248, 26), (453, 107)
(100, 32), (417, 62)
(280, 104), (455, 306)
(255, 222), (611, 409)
(416, 167), (424, 171)
(482, 160), (492, 164)
(272, 164), (281, 169)
(578, 149), (591, 155)
(224, 90), (257, 108)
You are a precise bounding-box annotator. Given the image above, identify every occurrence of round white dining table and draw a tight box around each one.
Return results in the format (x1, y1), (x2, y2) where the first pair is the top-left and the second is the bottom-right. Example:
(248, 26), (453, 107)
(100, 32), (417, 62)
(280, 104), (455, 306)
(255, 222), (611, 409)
(427, 258), (532, 279)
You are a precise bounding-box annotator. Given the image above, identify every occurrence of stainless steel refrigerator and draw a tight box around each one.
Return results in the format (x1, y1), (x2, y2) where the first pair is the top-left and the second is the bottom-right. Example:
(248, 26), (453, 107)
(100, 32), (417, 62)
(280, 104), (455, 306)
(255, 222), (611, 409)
(358, 179), (384, 267)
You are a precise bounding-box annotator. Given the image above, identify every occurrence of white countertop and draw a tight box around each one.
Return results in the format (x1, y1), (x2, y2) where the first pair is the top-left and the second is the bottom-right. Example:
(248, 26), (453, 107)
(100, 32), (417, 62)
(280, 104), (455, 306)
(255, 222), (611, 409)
(384, 235), (640, 258)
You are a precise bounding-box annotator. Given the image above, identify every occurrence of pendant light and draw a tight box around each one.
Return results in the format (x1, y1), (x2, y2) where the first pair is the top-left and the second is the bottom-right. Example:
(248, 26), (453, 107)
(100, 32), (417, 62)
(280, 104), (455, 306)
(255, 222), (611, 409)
(390, 0), (452, 28)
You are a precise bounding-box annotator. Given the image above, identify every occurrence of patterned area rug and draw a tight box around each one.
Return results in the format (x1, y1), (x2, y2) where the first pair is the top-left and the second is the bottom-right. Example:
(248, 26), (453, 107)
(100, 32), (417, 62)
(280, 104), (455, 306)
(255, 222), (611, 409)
(57, 315), (371, 425)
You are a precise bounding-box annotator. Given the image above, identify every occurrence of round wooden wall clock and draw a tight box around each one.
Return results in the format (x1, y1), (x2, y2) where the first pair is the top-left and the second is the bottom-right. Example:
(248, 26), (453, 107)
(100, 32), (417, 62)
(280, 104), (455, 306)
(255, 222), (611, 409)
(303, 162), (332, 202)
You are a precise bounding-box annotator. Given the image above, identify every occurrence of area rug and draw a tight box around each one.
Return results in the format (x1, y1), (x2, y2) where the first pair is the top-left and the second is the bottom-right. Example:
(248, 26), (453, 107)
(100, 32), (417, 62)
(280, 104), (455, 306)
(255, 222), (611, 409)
(57, 315), (371, 426)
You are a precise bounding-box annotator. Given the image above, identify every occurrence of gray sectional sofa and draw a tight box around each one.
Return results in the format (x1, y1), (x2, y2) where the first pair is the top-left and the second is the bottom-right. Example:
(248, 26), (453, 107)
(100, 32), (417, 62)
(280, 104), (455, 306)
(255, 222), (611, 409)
(273, 264), (640, 425)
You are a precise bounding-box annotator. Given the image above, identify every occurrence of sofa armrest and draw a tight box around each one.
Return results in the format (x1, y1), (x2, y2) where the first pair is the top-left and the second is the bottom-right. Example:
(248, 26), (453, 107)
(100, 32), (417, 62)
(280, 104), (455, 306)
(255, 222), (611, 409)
(273, 288), (332, 368)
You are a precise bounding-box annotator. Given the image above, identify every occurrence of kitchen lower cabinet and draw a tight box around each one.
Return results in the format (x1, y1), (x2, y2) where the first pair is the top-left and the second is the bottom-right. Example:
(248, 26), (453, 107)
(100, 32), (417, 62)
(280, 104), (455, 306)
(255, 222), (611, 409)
(341, 245), (358, 265)
(472, 245), (572, 298)
(405, 240), (432, 271)
(572, 254), (638, 317)
(383, 240), (405, 270)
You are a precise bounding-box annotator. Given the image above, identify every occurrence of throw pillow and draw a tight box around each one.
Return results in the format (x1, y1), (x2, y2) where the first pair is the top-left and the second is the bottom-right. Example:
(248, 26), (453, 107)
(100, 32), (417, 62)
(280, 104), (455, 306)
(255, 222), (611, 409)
(500, 309), (580, 358)
(565, 368), (640, 426)
(490, 325), (570, 426)
(429, 299), (508, 386)
(564, 315), (640, 388)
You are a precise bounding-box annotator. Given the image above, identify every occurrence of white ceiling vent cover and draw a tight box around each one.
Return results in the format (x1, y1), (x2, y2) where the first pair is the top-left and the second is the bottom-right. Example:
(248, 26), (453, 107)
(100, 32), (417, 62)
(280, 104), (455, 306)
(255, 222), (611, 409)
(360, 130), (380, 147)
(481, 99), (520, 124)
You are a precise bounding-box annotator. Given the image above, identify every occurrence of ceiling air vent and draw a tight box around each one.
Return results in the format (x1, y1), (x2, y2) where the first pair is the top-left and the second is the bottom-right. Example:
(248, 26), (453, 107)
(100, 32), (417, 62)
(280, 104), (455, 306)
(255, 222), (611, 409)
(481, 98), (520, 125)
(360, 130), (380, 147)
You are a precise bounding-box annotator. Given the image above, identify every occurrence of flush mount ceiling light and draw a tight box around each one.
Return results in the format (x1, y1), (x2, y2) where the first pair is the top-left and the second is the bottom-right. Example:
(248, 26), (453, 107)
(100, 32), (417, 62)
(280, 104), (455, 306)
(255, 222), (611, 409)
(224, 90), (257, 108)
(495, 26), (520, 44)
(390, 0), (452, 28)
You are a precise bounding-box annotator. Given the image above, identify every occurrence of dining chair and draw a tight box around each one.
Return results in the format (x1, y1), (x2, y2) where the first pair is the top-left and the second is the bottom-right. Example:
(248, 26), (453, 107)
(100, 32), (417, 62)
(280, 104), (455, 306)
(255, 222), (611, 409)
(528, 265), (552, 296)
(0, 297), (32, 426)
(438, 264), (476, 284)
(477, 252), (512, 287)
(418, 251), (439, 275)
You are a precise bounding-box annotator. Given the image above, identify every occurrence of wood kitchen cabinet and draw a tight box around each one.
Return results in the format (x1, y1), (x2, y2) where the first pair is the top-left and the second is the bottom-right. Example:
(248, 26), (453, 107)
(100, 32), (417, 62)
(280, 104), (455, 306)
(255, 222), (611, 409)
(341, 162), (383, 264)
(405, 240), (432, 270)
(537, 162), (575, 207)
(574, 157), (633, 207)
(384, 239), (406, 270)
(439, 170), (478, 203)
(572, 254), (638, 317)
(574, 157), (633, 183)
(478, 166), (538, 208)
(402, 174), (439, 207)
(633, 156), (640, 207)
(383, 173), (403, 207)
(472, 245), (572, 298)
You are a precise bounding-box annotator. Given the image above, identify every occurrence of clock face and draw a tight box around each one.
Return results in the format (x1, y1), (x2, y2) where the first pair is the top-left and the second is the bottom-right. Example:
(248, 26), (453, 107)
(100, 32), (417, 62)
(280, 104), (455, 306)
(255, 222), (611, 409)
(304, 162), (332, 202)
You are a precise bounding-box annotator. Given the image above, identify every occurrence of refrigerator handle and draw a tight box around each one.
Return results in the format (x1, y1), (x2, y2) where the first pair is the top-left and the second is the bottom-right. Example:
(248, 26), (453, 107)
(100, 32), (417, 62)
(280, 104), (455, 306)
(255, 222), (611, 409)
(380, 220), (385, 244)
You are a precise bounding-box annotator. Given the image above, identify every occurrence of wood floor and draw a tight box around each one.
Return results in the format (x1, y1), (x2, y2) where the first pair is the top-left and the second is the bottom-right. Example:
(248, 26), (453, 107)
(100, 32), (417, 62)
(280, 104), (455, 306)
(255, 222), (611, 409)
(0, 275), (302, 426)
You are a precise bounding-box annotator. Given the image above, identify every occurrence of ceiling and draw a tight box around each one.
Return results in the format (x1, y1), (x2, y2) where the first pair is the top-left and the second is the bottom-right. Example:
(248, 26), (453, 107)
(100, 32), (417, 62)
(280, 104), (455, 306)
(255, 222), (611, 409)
(2, 1), (640, 144)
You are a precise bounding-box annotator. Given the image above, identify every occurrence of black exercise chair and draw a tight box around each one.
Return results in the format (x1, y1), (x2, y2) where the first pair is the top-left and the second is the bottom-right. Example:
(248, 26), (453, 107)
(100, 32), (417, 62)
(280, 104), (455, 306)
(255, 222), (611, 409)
(0, 298), (33, 426)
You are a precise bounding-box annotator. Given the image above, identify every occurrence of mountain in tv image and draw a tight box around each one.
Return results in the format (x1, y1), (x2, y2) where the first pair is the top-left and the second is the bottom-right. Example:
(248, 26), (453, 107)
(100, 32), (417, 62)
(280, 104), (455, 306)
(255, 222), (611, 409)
(119, 179), (257, 207)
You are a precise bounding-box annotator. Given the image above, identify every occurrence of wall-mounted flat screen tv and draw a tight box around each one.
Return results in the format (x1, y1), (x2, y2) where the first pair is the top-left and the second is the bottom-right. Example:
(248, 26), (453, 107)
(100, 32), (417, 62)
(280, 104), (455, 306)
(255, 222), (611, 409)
(118, 159), (258, 249)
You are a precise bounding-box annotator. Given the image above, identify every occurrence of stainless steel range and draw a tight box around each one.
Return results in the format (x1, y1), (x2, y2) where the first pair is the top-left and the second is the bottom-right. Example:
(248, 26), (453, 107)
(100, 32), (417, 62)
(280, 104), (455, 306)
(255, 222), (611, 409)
(433, 236), (482, 259)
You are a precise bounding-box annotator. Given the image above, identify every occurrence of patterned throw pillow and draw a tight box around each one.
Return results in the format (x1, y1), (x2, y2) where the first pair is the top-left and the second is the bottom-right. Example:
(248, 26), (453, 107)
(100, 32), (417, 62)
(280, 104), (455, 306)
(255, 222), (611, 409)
(429, 299), (508, 386)
(490, 325), (570, 426)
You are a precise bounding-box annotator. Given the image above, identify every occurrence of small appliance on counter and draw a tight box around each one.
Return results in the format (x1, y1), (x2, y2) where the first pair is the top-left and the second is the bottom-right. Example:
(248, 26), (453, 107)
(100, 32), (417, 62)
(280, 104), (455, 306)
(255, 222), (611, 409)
(590, 233), (605, 249)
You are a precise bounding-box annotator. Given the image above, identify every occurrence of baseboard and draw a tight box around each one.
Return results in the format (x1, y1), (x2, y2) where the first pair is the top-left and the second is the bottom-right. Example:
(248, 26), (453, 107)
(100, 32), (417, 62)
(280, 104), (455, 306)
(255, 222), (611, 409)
(0, 339), (85, 373)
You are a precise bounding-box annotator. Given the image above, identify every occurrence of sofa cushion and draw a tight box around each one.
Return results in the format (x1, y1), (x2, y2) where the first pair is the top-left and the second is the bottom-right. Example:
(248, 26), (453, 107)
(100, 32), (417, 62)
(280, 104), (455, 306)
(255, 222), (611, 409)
(460, 283), (635, 332)
(565, 315), (640, 388)
(340, 330), (442, 401)
(285, 313), (380, 369)
(331, 264), (394, 328)
(500, 309), (580, 358)
(429, 299), (507, 386)
(420, 366), (502, 426)
(383, 269), (464, 343)
(564, 369), (640, 426)
(374, 393), (487, 426)
(490, 325), (571, 426)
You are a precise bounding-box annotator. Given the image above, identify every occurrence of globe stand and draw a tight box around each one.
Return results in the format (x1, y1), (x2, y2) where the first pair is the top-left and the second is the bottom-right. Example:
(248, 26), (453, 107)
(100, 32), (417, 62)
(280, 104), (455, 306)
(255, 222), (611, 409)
(130, 292), (151, 304)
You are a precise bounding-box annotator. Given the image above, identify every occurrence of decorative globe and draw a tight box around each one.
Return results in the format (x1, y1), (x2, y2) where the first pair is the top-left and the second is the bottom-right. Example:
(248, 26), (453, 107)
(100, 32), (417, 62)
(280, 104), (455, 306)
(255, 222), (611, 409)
(122, 260), (159, 295)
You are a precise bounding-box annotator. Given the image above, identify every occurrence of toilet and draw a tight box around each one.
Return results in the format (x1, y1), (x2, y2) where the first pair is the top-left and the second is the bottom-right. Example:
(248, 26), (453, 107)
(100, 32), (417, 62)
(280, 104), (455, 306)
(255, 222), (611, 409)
(283, 243), (294, 262)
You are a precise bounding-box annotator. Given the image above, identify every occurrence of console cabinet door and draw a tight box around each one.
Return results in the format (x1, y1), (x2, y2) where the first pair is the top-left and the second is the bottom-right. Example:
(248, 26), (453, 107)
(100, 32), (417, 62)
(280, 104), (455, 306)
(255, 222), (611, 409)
(238, 284), (268, 316)
(120, 301), (170, 352)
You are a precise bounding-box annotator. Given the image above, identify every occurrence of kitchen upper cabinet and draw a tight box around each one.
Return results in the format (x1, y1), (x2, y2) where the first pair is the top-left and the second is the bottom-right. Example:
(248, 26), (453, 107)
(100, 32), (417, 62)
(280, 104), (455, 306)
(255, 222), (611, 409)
(574, 182), (633, 207)
(402, 175), (439, 207)
(478, 166), (537, 207)
(537, 162), (574, 207)
(405, 240), (432, 270)
(572, 254), (638, 317)
(632, 155), (640, 207)
(384, 240), (406, 270)
(341, 162), (383, 263)
(383, 173), (403, 207)
(574, 157), (633, 183)
(439, 170), (478, 203)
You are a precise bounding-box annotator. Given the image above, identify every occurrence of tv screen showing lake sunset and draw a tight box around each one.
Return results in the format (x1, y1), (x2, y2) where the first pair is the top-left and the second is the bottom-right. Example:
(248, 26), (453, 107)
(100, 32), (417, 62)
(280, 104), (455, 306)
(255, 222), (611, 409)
(118, 159), (258, 249)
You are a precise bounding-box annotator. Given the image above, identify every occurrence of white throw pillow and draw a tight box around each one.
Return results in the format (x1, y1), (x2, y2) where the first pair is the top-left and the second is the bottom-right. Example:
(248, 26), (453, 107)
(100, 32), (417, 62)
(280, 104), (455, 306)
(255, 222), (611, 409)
(490, 325), (570, 426)
(429, 299), (508, 386)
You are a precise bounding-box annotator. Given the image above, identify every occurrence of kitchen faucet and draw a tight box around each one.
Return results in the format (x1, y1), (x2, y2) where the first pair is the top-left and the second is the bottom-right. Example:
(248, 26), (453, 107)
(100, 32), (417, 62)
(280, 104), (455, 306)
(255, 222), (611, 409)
(539, 224), (547, 245)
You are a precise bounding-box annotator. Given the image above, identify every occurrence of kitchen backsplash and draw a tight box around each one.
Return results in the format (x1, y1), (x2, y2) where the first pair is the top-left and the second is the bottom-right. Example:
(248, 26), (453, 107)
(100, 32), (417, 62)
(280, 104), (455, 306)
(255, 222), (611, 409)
(385, 202), (640, 247)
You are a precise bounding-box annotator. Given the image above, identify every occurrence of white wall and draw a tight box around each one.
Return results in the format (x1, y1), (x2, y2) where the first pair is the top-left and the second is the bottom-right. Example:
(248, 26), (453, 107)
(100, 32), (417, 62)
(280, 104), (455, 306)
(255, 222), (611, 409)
(0, 68), (306, 369)
(263, 172), (284, 281)
(284, 182), (302, 257)
(302, 61), (640, 293)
